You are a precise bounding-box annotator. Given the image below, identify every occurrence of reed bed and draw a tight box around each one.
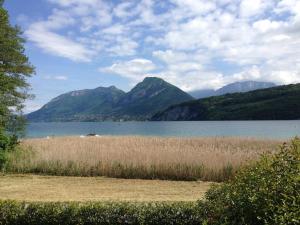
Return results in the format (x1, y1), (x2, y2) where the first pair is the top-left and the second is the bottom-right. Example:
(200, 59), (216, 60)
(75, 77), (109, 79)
(6, 136), (282, 181)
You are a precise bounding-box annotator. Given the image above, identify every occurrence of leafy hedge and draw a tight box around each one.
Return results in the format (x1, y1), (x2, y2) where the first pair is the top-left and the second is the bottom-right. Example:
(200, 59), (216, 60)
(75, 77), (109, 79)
(201, 138), (300, 225)
(0, 201), (204, 225)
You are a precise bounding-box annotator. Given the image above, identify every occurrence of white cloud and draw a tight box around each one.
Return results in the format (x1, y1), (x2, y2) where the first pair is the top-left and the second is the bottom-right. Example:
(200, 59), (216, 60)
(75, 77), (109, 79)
(113, 1), (137, 19)
(26, 23), (94, 62)
(106, 37), (139, 56)
(26, 0), (114, 61)
(153, 50), (189, 64)
(232, 65), (262, 81)
(170, 0), (216, 16)
(219, 12), (235, 27)
(47, 0), (99, 7)
(147, 70), (226, 91)
(275, 0), (300, 15)
(54, 76), (68, 80)
(100, 59), (157, 81)
(26, 0), (300, 90)
(239, 0), (272, 18)
(231, 66), (300, 85)
(268, 70), (300, 84)
(44, 75), (69, 80)
(269, 34), (291, 42)
(253, 19), (282, 33)
(102, 24), (126, 35)
(23, 101), (43, 113)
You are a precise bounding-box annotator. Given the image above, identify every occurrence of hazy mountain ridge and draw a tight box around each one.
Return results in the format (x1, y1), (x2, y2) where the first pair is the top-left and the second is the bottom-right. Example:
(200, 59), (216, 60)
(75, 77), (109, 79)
(189, 81), (276, 99)
(151, 83), (300, 121)
(27, 77), (194, 122)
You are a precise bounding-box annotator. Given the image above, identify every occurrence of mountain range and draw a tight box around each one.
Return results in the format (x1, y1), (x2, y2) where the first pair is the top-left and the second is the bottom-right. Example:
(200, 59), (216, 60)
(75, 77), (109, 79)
(27, 77), (193, 122)
(152, 83), (300, 121)
(27, 77), (298, 122)
(188, 81), (276, 98)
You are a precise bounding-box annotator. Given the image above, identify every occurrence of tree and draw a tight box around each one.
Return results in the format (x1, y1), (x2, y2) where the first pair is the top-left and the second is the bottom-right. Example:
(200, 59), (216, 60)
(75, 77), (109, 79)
(0, 0), (35, 136)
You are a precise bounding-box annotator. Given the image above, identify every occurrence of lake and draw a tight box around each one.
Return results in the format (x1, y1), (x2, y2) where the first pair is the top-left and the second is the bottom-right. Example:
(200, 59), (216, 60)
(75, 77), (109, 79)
(26, 121), (300, 139)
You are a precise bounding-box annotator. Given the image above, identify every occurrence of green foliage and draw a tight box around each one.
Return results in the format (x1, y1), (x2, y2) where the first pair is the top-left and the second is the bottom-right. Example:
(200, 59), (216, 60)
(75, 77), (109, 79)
(152, 83), (300, 120)
(141, 202), (204, 225)
(0, 201), (205, 225)
(0, 129), (19, 169)
(200, 138), (300, 225)
(0, 0), (34, 134)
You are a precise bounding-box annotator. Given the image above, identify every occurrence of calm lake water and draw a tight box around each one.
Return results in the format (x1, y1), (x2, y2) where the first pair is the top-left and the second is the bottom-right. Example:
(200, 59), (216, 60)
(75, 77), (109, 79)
(26, 121), (300, 139)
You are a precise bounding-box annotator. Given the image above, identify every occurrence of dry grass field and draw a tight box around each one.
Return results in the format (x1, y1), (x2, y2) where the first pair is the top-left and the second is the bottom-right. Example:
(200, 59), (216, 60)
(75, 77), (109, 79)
(6, 136), (282, 181)
(0, 174), (212, 202)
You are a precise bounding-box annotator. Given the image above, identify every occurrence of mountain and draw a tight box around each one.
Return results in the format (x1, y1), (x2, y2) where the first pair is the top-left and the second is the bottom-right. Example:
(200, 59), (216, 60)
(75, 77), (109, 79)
(216, 81), (276, 95)
(111, 77), (194, 119)
(151, 83), (300, 121)
(27, 86), (126, 122)
(188, 89), (216, 99)
(189, 81), (276, 99)
(27, 77), (194, 122)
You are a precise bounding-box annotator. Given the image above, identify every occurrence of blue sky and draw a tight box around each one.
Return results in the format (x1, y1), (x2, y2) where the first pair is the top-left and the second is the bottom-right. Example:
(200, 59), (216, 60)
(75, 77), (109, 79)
(4, 0), (300, 112)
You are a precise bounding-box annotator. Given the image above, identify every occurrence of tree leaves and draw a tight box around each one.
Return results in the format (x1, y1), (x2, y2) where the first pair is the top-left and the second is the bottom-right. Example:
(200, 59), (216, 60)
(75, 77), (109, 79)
(0, 1), (34, 133)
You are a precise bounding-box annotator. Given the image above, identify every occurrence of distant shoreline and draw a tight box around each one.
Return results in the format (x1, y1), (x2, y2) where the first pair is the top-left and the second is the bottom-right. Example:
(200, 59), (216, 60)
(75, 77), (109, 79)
(22, 135), (286, 142)
(24, 120), (300, 139)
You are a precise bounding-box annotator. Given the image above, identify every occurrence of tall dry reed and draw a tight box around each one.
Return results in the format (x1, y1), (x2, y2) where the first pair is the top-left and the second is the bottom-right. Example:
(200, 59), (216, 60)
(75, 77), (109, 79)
(6, 136), (282, 181)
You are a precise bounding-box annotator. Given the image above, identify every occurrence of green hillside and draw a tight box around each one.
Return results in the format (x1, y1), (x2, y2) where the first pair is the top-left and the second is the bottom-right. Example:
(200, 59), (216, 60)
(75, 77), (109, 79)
(111, 77), (194, 119)
(27, 86), (125, 122)
(151, 83), (300, 121)
(27, 77), (194, 121)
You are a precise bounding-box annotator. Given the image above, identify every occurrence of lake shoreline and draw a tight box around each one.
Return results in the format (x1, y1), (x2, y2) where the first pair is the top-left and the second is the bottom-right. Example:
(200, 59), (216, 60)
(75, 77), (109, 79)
(25, 121), (300, 139)
(22, 134), (287, 142)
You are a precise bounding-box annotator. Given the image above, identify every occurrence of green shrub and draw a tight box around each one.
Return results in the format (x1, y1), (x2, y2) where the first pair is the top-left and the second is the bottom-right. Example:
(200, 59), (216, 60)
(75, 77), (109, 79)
(0, 201), (205, 225)
(0, 129), (19, 170)
(201, 137), (300, 225)
(141, 202), (204, 225)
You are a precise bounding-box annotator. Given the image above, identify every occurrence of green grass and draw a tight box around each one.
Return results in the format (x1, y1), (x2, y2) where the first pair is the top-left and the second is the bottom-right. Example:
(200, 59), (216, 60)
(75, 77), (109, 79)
(0, 174), (212, 202)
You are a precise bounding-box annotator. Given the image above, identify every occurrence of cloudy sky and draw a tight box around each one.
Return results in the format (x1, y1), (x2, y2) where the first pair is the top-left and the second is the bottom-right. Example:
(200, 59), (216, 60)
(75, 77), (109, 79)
(4, 0), (300, 113)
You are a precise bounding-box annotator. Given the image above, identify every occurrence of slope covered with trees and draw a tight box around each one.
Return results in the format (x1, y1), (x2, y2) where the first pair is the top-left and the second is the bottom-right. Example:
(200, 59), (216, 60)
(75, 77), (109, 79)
(152, 83), (300, 121)
(27, 77), (194, 121)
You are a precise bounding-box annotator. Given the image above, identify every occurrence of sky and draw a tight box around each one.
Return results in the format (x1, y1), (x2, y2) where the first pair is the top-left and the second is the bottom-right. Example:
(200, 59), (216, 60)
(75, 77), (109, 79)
(3, 0), (300, 113)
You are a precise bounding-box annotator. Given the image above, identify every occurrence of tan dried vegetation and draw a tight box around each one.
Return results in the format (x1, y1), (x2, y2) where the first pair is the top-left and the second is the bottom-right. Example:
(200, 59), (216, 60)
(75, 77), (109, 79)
(6, 136), (281, 181)
(0, 174), (212, 202)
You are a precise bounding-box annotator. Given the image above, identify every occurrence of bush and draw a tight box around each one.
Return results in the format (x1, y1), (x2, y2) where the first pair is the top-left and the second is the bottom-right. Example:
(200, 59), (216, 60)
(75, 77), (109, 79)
(0, 129), (19, 170)
(201, 137), (300, 225)
(0, 201), (205, 225)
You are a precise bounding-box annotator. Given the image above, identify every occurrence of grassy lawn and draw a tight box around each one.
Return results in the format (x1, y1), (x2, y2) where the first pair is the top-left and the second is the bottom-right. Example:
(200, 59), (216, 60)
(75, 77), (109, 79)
(0, 174), (213, 202)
